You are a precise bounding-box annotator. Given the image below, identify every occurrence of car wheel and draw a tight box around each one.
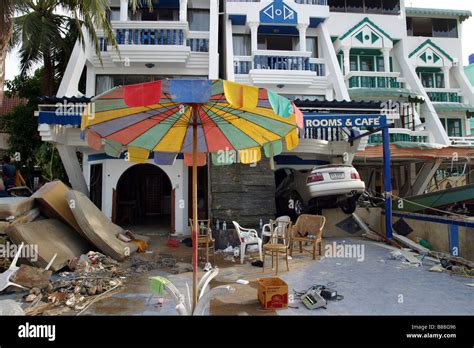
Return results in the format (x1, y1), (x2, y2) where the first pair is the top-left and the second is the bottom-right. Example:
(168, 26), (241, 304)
(289, 192), (305, 218)
(340, 197), (357, 214)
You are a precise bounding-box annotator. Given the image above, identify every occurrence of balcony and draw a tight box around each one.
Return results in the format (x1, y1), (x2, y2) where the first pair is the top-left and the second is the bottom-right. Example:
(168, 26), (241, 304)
(227, 0), (328, 4)
(425, 88), (463, 103)
(95, 21), (210, 66)
(368, 128), (431, 145)
(345, 72), (405, 89)
(448, 137), (474, 147)
(233, 50), (326, 86)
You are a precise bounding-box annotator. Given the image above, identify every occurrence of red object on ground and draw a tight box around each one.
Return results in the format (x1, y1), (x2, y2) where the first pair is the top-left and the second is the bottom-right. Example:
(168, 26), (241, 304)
(167, 239), (180, 248)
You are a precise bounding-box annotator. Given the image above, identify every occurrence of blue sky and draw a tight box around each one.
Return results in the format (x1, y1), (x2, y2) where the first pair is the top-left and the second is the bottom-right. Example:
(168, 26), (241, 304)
(5, 0), (474, 81)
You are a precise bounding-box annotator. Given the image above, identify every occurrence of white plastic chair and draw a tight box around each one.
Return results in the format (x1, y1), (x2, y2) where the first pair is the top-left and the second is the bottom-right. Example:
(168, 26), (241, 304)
(232, 221), (263, 264)
(262, 216), (291, 240)
(0, 243), (27, 292)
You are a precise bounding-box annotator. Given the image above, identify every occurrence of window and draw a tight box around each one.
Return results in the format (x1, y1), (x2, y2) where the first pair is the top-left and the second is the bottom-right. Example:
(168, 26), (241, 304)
(140, 8), (179, 21)
(382, 0), (400, 14)
(407, 17), (458, 38)
(346, 0), (363, 13)
(108, 7), (122, 21)
(420, 72), (435, 88)
(365, 0), (383, 14)
(360, 56), (375, 71)
(376, 56), (385, 72)
(258, 35), (294, 51)
(189, 10), (210, 31)
(306, 37), (318, 58)
(350, 55), (358, 71)
(328, 0), (345, 12)
(328, 0), (400, 15)
(447, 119), (462, 137)
(433, 19), (458, 38)
(233, 35), (251, 56)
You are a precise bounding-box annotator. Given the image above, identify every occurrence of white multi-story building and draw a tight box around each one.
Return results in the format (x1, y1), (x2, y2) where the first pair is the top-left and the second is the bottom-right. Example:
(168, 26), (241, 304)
(36, 0), (474, 233)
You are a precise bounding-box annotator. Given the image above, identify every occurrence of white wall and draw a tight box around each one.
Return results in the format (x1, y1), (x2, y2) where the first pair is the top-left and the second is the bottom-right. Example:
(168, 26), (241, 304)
(84, 157), (190, 235)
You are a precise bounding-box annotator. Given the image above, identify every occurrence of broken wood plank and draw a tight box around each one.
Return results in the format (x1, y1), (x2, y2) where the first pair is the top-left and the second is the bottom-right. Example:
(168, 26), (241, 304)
(392, 233), (430, 254)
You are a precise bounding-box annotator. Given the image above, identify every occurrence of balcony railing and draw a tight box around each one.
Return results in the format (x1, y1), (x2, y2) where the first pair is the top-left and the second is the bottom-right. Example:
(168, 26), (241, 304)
(294, 0), (328, 4)
(98, 21), (211, 53)
(449, 136), (474, 147)
(425, 88), (463, 103)
(303, 127), (350, 142)
(368, 129), (430, 145)
(346, 72), (403, 89)
(115, 28), (185, 46)
(234, 51), (325, 76)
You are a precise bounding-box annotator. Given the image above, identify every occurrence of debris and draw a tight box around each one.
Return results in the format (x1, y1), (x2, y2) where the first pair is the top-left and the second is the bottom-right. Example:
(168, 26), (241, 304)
(66, 190), (139, 261)
(465, 283), (474, 287)
(0, 208), (40, 234)
(252, 260), (263, 268)
(7, 219), (91, 271)
(0, 243), (27, 292)
(0, 197), (35, 221)
(167, 239), (180, 248)
(0, 300), (25, 315)
(31, 180), (82, 233)
(171, 262), (193, 274)
(25, 294), (37, 302)
(12, 265), (52, 290)
(203, 262), (212, 272)
(392, 233), (430, 254)
(429, 264), (444, 273)
(236, 279), (249, 285)
(182, 238), (192, 247)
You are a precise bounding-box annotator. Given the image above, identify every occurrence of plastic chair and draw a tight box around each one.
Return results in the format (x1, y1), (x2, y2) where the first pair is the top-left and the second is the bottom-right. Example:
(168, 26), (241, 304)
(0, 243), (27, 292)
(232, 221), (262, 264)
(261, 215), (291, 240)
(290, 215), (325, 260)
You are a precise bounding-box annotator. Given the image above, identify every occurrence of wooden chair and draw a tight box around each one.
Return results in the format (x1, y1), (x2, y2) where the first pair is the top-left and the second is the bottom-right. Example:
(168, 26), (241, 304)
(263, 220), (292, 275)
(189, 219), (215, 264)
(290, 215), (325, 260)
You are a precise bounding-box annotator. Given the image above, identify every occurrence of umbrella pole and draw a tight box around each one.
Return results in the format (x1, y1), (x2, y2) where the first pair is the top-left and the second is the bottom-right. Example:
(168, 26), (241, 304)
(192, 106), (199, 312)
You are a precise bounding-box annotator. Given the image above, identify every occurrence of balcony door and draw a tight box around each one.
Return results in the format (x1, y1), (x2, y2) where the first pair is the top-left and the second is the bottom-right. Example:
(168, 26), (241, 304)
(258, 35), (295, 51)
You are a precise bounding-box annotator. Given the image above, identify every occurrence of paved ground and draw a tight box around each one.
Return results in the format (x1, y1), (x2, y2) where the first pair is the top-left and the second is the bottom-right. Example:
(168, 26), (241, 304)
(82, 237), (473, 316)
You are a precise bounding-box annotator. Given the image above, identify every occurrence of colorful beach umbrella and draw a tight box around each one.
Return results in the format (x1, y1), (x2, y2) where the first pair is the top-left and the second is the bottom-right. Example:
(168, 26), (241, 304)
(82, 79), (302, 310)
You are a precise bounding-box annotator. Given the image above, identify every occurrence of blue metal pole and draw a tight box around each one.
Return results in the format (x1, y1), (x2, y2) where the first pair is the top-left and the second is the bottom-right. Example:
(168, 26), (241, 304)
(382, 125), (393, 239)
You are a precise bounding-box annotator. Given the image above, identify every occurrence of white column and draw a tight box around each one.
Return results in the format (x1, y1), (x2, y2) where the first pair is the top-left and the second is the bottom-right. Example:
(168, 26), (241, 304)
(120, 0), (128, 21)
(382, 47), (391, 72)
(179, 0), (188, 22)
(297, 24), (308, 52)
(443, 67), (451, 89)
(57, 145), (89, 195)
(342, 46), (350, 76)
(208, 0), (219, 79)
(249, 22), (259, 53)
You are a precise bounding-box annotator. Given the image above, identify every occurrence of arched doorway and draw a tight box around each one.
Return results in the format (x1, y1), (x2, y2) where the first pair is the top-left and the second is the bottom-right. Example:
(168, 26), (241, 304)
(116, 164), (172, 230)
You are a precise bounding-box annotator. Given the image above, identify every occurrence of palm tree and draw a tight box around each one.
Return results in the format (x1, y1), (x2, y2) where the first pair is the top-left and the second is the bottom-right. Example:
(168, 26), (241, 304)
(1, 0), (118, 100)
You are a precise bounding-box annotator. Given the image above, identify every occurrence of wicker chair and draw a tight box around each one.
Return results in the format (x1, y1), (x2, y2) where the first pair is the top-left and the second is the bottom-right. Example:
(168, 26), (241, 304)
(290, 215), (325, 260)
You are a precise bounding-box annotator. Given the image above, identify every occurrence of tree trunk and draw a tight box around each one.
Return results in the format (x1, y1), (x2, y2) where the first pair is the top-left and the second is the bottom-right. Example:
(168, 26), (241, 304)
(0, 19), (14, 107)
(42, 53), (55, 96)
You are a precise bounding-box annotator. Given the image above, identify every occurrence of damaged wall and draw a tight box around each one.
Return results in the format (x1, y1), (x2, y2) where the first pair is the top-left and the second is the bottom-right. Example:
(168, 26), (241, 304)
(209, 158), (276, 227)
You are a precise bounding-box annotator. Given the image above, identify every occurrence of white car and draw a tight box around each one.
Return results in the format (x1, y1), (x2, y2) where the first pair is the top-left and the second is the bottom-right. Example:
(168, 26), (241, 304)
(275, 164), (365, 217)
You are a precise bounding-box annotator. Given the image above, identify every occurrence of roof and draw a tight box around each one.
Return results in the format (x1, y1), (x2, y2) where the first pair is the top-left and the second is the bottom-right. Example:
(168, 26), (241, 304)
(38, 96), (91, 104)
(339, 17), (394, 42)
(348, 88), (424, 101)
(357, 144), (474, 160)
(294, 99), (385, 112)
(0, 94), (27, 115)
(465, 64), (474, 86)
(405, 7), (472, 23)
(408, 39), (454, 62)
(433, 102), (474, 115)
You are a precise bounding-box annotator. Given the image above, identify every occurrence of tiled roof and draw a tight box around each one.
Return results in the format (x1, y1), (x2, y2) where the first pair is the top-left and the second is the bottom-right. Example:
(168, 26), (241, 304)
(0, 94), (27, 115)
(406, 7), (472, 23)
